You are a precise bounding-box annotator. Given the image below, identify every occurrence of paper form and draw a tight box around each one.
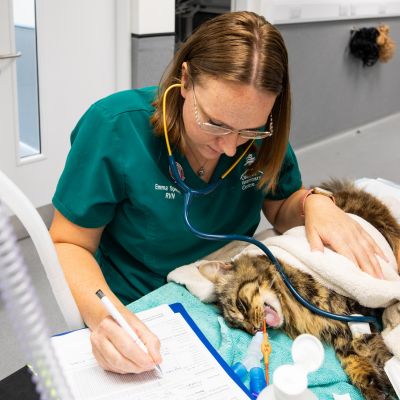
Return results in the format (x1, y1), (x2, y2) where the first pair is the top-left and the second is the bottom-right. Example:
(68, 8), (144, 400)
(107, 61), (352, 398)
(51, 304), (250, 400)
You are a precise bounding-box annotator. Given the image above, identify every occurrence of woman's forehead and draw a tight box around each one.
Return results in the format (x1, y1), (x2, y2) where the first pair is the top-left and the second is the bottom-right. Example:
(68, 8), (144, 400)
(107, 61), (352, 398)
(194, 78), (277, 128)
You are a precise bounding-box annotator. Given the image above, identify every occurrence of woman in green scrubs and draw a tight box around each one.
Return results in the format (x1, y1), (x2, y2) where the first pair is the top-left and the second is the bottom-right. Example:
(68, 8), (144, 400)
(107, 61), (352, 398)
(50, 11), (385, 374)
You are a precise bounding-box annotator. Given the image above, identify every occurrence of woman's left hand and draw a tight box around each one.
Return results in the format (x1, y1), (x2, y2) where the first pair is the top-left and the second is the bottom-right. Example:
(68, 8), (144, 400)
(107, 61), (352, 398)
(304, 194), (387, 278)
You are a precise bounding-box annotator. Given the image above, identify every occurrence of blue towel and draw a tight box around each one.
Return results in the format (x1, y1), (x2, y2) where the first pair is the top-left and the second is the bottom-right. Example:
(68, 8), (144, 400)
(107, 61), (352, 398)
(128, 282), (364, 400)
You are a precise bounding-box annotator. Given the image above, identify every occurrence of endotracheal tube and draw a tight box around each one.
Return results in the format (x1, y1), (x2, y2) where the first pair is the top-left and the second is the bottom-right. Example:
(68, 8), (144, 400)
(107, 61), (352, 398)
(0, 203), (73, 400)
(232, 332), (267, 398)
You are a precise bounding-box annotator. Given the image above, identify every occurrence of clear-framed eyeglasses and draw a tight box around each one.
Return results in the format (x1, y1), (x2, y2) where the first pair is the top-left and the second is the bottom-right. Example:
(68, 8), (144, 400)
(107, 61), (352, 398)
(192, 87), (274, 140)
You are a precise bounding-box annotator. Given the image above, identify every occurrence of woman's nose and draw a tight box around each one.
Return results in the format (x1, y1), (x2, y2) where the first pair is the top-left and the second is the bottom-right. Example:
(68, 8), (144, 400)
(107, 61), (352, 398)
(217, 133), (240, 157)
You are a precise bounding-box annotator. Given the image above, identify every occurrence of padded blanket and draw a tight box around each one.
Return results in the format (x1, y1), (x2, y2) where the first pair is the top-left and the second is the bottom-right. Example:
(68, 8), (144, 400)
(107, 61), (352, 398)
(129, 283), (365, 400)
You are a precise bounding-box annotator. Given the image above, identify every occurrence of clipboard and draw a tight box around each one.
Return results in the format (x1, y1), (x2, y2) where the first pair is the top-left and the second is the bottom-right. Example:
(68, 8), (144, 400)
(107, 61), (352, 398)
(169, 303), (252, 398)
(50, 302), (252, 399)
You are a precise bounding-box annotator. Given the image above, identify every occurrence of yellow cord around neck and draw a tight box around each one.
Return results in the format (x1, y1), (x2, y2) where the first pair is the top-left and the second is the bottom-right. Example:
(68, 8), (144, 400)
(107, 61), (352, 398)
(162, 83), (254, 180)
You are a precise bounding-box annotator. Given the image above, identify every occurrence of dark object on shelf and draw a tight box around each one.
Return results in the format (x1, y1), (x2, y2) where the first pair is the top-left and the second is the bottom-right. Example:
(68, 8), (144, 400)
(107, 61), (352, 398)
(349, 24), (396, 67)
(175, 0), (230, 45)
(349, 27), (380, 67)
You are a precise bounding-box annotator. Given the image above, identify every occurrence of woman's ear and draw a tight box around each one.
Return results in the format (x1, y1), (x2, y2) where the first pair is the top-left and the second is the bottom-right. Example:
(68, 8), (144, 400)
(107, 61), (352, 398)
(181, 62), (189, 98)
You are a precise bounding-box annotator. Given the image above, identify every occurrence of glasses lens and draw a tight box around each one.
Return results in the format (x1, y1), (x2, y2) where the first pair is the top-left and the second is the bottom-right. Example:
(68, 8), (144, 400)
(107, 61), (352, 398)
(200, 123), (232, 136)
(239, 131), (273, 139)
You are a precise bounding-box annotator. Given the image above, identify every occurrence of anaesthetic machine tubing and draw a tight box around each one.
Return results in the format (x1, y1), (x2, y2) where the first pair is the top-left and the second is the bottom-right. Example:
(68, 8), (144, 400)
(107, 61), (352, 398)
(0, 202), (73, 400)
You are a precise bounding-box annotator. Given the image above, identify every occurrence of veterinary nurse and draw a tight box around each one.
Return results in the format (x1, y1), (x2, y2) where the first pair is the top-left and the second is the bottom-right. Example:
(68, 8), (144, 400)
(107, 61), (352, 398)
(49, 11), (386, 375)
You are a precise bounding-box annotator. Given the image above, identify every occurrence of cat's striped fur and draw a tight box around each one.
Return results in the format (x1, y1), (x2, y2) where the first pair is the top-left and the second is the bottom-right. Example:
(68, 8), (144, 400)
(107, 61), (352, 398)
(200, 180), (399, 399)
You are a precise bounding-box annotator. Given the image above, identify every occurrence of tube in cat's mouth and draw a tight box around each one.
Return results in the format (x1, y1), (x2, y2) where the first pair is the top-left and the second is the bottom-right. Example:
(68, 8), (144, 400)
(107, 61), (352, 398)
(264, 303), (281, 327)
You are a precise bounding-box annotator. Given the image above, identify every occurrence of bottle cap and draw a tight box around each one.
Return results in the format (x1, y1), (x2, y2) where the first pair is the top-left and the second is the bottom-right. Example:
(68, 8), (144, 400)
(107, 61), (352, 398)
(232, 361), (248, 382)
(274, 364), (308, 397)
(258, 366), (318, 400)
(249, 367), (267, 397)
(291, 334), (324, 374)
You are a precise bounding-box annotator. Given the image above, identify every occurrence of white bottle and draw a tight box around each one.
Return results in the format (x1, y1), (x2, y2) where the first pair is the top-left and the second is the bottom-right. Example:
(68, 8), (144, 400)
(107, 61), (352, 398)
(257, 334), (324, 400)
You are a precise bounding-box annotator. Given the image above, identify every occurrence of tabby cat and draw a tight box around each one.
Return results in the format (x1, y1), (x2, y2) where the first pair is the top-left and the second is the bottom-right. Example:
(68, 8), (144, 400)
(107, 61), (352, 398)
(200, 180), (400, 400)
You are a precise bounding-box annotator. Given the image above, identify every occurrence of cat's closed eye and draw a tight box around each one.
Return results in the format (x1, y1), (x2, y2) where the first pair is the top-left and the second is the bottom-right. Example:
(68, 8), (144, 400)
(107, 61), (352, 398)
(236, 297), (247, 316)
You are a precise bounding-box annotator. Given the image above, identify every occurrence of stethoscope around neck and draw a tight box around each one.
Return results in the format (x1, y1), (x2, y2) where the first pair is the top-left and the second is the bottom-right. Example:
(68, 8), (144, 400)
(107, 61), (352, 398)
(163, 83), (379, 328)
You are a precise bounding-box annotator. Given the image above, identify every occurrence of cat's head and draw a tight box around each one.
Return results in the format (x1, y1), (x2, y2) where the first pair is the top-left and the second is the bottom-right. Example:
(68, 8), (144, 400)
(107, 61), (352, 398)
(199, 255), (284, 334)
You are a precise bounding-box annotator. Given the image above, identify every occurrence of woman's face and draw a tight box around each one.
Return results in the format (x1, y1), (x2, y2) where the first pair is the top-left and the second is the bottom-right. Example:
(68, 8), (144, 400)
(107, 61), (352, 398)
(180, 74), (277, 160)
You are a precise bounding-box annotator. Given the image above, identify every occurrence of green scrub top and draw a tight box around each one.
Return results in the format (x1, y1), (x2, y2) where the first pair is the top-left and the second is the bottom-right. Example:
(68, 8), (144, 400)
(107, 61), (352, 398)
(53, 87), (302, 304)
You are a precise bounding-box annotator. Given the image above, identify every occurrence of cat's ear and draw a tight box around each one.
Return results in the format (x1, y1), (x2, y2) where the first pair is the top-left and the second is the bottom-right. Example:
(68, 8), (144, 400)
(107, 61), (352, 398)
(198, 261), (233, 284)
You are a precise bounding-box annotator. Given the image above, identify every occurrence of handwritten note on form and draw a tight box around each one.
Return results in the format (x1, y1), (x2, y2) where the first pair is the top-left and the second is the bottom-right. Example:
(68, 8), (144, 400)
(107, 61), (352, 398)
(51, 304), (250, 400)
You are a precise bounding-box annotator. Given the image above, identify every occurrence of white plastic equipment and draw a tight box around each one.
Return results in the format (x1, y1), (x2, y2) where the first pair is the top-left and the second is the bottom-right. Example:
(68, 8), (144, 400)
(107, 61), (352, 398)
(257, 334), (324, 400)
(384, 356), (400, 399)
(0, 169), (84, 330)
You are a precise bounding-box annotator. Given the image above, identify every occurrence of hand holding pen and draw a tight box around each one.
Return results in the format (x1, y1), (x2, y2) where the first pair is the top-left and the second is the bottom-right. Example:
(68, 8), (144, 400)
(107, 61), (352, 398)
(91, 289), (162, 375)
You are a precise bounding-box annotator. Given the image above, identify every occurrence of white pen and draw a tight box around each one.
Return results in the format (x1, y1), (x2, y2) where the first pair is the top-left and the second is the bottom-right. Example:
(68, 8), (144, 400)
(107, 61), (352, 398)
(95, 289), (162, 375)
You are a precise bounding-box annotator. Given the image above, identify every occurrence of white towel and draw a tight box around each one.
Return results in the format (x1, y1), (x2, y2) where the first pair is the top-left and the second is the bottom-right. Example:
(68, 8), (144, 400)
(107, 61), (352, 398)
(236, 213), (400, 309)
(168, 213), (399, 307)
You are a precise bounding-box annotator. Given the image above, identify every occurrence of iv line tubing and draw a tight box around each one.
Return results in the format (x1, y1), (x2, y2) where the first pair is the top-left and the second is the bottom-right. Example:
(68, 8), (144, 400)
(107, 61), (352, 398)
(163, 84), (379, 328)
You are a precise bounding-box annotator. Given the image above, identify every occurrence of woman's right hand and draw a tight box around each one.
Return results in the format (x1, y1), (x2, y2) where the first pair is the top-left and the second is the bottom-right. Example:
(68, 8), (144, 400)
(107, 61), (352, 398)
(50, 211), (162, 373)
(90, 310), (162, 374)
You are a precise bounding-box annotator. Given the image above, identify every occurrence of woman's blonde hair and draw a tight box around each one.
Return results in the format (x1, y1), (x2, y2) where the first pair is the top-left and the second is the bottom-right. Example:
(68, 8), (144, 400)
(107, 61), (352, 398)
(151, 11), (291, 192)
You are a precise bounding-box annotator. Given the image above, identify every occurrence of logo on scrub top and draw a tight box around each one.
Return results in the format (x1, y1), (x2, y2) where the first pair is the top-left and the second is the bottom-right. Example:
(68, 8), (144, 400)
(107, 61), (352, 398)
(240, 170), (263, 190)
(241, 154), (263, 191)
(244, 153), (256, 167)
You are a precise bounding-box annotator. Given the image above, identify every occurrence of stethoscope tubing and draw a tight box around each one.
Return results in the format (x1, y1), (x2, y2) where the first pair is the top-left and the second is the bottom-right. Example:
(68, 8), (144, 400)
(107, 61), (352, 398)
(168, 156), (380, 328)
(163, 84), (379, 329)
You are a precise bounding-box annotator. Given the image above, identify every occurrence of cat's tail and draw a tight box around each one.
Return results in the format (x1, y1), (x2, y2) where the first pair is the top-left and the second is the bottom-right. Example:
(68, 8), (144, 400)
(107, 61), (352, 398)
(318, 178), (355, 194)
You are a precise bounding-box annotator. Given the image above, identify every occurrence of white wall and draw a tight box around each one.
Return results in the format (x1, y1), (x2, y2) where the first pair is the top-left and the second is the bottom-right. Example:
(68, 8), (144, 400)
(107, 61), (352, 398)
(131, 0), (175, 34)
(232, 0), (400, 24)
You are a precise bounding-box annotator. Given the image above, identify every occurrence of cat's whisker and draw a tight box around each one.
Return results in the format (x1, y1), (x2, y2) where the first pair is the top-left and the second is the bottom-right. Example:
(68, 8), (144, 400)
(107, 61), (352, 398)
(268, 276), (276, 289)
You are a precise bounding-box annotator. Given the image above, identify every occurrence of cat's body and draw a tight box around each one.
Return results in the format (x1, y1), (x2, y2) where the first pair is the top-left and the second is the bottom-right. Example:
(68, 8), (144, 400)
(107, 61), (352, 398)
(200, 180), (400, 400)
